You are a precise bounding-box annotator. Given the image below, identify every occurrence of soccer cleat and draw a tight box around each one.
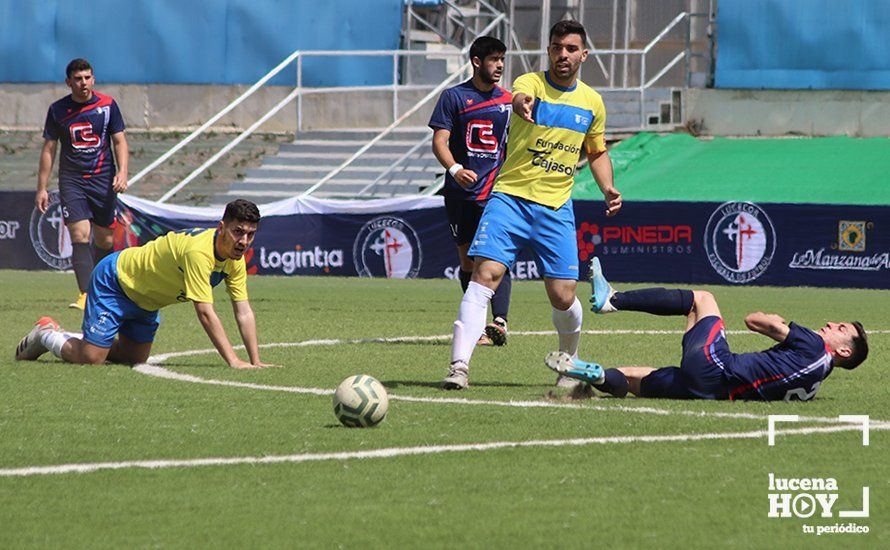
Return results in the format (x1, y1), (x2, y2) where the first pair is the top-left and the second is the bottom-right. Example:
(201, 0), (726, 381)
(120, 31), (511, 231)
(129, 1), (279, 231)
(545, 351), (606, 385)
(484, 317), (508, 347)
(442, 361), (469, 390)
(15, 317), (60, 361)
(69, 292), (87, 310)
(589, 257), (616, 314)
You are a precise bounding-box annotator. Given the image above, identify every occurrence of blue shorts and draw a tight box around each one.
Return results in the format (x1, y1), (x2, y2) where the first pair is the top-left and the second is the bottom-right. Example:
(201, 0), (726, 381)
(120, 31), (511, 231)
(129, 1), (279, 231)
(468, 192), (578, 279)
(59, 178), (116, 227)
(640, 316), (732, 400)
(82, 251), (160, 348)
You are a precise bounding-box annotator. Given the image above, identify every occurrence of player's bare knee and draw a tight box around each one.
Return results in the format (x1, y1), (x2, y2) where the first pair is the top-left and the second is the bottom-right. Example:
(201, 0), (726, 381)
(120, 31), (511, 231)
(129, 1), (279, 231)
(692, 290), (714, 306)
(82, 348), (109, 365)
(549, 293), (575, 311)
(691, 290), (721, 318)
(471, 262), (505, 289)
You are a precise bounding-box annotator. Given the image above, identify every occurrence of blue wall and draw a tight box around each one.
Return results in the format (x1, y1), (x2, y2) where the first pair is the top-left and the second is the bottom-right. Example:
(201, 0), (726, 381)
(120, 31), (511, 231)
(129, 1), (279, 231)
(716, 0), (890, 90)
(0, 0), (402, 86)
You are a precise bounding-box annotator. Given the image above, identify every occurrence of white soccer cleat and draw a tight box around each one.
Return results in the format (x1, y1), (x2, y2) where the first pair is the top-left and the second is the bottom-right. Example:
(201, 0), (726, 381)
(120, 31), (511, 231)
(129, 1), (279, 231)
(15, 317), (60, 361)
(442, 361), (469, 390)
(546, 351), (606, 386)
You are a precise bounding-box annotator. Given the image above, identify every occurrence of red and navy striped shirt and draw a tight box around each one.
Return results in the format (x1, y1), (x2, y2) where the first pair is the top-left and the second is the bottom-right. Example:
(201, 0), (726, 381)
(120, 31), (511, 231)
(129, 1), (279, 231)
(727, 323), (833, 401)
(43, 91), (125, 184)
(429, 80), (511, 202)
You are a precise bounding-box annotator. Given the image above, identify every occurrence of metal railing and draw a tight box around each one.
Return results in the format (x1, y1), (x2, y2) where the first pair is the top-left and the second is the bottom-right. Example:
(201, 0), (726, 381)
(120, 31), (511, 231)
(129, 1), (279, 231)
(132, 11), (690, 202)
(315, 13), (692, 197)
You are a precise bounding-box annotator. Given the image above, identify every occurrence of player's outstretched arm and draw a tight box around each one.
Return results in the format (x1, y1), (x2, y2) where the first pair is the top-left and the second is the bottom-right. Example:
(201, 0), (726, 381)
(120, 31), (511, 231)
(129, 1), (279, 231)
(232, 300), (278, 368)
(512, 93), (535, 123)
(744, 311), (790, 343)
(193, 301), (257, 369)
(36, 139), (57, 212)
(587, 150), (622, 217)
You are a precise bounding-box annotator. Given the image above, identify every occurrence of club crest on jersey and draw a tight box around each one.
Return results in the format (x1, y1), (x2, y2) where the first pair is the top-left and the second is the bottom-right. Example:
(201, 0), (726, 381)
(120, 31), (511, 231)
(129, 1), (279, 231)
(704, 201), (776, 283)
(353, 216), (422, 278)
(29, 190), (73, 270)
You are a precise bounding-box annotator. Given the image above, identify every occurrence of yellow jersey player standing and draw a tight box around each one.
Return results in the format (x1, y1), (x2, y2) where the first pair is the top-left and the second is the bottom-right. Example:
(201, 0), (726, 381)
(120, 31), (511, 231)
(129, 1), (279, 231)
(16, 199), (276, 369)
(443, 20), (622, 390)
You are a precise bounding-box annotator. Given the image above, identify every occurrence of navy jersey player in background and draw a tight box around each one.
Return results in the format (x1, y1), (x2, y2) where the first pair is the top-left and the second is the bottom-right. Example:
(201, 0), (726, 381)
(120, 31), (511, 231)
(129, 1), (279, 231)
(37, 58), (129, 311)
(429, 36), (513, 346)
(547, 257), (868, 401)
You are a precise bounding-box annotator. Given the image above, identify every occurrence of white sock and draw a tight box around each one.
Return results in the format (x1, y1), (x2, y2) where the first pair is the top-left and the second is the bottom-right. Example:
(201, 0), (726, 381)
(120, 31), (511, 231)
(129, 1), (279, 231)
(451, 281), (494, 365)
(41, 331), (76, 359)
(552, 297), (583, 358)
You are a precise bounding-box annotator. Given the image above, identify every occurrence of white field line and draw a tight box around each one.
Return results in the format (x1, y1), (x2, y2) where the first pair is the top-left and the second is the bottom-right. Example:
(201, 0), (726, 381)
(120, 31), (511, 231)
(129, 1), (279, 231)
(134, 333), (888, 425)
(2, 423), (887, 478)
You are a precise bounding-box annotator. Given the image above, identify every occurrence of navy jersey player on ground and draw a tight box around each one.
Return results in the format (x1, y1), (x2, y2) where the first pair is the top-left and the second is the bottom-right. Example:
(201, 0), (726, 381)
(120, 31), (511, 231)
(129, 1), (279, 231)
(429, 36), (513, 346)
(546, 258), (869, 401)
(37, 58), (129, 311)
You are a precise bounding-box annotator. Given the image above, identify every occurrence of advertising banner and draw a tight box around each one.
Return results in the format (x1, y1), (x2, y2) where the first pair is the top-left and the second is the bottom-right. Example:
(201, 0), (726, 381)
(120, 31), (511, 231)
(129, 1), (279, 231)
(2, 191), (888, 288)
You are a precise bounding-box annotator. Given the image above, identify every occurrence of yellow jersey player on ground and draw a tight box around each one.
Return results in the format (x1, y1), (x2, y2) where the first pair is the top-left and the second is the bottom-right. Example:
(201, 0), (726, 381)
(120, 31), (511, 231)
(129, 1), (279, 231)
(443, 20), (622, 390)
(16, 199), (276, 369)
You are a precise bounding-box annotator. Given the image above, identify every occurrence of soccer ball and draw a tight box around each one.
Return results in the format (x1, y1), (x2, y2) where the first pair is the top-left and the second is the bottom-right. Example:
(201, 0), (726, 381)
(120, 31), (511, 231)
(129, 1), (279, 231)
(332, 375), (389, 428)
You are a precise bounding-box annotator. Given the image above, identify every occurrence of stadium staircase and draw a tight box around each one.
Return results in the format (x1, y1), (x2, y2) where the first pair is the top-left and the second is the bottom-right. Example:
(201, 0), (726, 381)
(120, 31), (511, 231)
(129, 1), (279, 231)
(216, 129), (441, 202)
(170, 1), (695, 204)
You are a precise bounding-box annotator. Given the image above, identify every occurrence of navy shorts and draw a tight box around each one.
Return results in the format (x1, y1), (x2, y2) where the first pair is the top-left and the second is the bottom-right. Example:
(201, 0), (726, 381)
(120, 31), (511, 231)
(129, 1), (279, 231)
(640, 316), (732, 400)
(59, 177), (116, 227)
(444, 195), (486, 246)
(82, 251), (160, 348)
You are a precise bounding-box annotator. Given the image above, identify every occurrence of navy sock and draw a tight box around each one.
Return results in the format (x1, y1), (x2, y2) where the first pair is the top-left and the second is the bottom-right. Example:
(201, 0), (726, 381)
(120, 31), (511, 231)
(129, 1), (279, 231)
(610, 288), (694, 316)
(458, 269), (472, 293)
(593, 368), (629, 398)
(490, 270), (511, 322)
(94, 245), (113, 263)
(71, 242), (94, 293)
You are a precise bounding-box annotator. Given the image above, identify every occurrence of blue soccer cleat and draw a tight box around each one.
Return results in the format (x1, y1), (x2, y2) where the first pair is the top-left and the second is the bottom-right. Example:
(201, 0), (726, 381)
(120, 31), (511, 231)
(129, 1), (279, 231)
(589, 257), (616, 314)
(545, 351), (605, 385)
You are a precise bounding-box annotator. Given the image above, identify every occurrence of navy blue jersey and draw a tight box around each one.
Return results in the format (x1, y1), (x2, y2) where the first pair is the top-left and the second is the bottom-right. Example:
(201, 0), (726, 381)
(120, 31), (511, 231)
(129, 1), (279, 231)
(43, 92), (125, 184)
(726, 323), (833, 401)
(428, 80), (511, 202)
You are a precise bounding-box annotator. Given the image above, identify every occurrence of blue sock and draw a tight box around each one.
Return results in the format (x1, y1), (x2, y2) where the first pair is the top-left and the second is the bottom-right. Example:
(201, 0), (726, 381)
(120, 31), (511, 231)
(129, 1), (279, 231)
(458, 269), (472, 293)
(593, 368), (629, 398)
(610, 288), (694, 316)
(491, 270), (511, 322)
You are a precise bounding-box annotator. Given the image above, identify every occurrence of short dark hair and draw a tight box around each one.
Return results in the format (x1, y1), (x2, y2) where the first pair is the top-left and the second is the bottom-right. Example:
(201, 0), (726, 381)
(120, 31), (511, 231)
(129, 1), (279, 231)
(469, 36), (506, 62)
(838, 321), (868, 370)
(549, 20), (587, 45)
(66, 58), (93, 79)
(223, 199), (260, 224)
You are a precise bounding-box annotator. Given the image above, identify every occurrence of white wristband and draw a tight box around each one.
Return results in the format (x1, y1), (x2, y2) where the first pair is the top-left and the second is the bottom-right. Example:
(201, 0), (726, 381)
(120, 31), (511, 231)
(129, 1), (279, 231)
(448, 163), (463, 177)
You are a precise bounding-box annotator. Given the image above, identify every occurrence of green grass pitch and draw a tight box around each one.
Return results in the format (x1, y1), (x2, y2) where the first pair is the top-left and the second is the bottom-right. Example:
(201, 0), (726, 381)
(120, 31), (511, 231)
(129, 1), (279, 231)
(0, 271), (887, 548)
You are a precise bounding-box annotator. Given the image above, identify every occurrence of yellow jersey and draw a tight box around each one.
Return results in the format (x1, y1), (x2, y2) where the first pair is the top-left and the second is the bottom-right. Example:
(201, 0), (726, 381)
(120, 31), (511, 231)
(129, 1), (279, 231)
(493, 71), (607, 208)
(115, 228), (248, 311)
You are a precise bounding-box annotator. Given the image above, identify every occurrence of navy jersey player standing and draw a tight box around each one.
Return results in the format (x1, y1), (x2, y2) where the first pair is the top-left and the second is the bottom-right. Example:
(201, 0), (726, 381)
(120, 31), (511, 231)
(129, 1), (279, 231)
(37, 58), (129, 310)
(429, 36), (513, 346)
(547, 257), (869, 401)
